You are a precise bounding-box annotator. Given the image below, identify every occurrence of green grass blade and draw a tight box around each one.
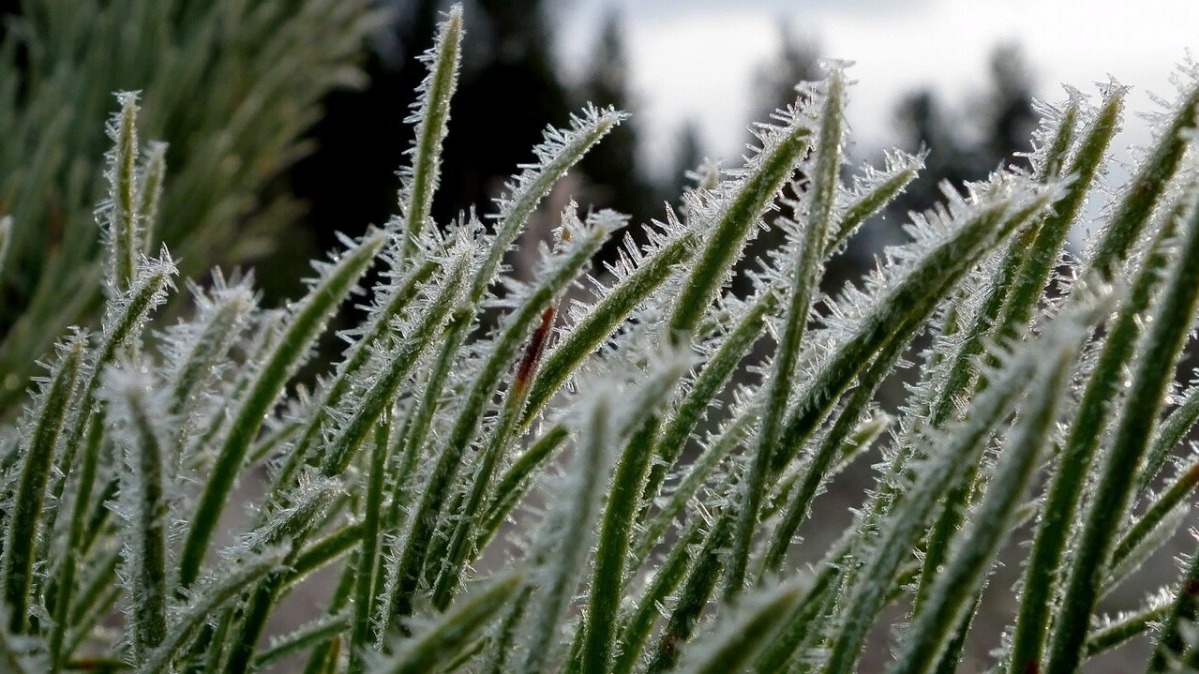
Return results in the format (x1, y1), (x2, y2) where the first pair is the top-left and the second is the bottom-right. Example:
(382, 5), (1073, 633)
(0, 332), (86, 634)
(104, 367), (171, 662)
(633, 410), (750, 571)
(273, 258), (437, 491)
(774, 182), (1061, 474)
(727, 68), (845, 597)
(102, 92), (141, 295)
(1085, 600), (1170, 659)
(890, 330), (1079, 674)
(637, 285), (777, 523)
(612, 519), (704, 674)
(1148, 544), (1199, 672)
(1139, 381), (1199, 498)
(1005, 189), (1185, 674)
(0, 217), (12, 283)
(668, 111), (811, 341)
(387, 217), (611, 625)
(999, 87), (1121, 334)
(645, 512), (732, 674)
(909, 89), (1112, 628)
(1088, 79), (1199, 278)
(393, 575), (515, 674)
(348, 415), (391, 674)
(135, 141), (167, 255)
(830, 151), (922, 251)
(47, 414), (105, 673)
(471, 107), (625, 302)
(317, 251), (469, 478)
(823, 342), (1044, 674)
(1047, 191), (1199, 674)
(179, 230), (387, 588)
(759, 334), (905, 577)
(164, 276), (254, 423)
(674, 580), (806, 674)
(521, 394), (614, 674)
(1110, 460), (1199, 588)
(522, 226), (694, 427)
(430, 305), (557, 609)
(139, 549), (288, 674)
(396, 5), (462, 258)
(475, 423), (569, 553)
(253, 612), (351, 670)
(580, 416), (660, 674)
(282, 523), (363, 593)
(46, 260), (176, 547)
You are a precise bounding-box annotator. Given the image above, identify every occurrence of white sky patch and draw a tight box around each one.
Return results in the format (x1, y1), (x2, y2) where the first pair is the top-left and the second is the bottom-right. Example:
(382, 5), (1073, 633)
(558, 0), (1197, 178)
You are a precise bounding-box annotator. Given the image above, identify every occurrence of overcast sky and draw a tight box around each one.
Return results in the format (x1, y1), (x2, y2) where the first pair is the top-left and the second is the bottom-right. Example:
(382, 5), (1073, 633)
(556, 0), (1197, 177)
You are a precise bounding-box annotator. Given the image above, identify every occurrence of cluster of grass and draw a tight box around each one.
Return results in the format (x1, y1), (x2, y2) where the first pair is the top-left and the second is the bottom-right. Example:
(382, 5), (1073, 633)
(2, 6), (1199, 673)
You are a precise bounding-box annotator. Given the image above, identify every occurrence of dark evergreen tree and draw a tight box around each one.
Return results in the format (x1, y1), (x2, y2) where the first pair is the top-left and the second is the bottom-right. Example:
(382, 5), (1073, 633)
(570, 9), (673, 267)
(574, 10), (659, 226)
(887, 44), (1036, 218)
(750, 23), (822, 126)
(666, 121), (706, 204)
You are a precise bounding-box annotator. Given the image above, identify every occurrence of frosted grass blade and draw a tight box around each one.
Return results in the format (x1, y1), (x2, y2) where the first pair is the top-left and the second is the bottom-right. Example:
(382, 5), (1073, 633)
(523, 225), (694, 426)
(773, 183), (1060, 474)
(472, 107), (625, 302)
(522, 394), (613, 674)
(387, 216), (611, 625)
(430, 306), (557, 608)
(1088, 79), (1199, 277)
(378, 574), (520, 674)
(139, 549), (288, 674)
(1139, 381), (1199, 498)
(890, 330), (1079, 674)
(0, 333), (86, 634)
(348, 415), (391, 674)
(728, 68), (844, 596)
(178, 230), (387, 588)
(579, 417), (659, 674)
(1046, 187), (1199, 674)
(674, 580), (806, 674)
(1149, 545), (1199, 671)
(396, 5), (462, 258)
(668, 111), (811, 340)
(101, 92), (141, 295)
(253, 613), (351, 670)
(104, 367), (172, 662)
(135, 141), (167, 255)
(823, 341), (1046, 674)
(1008, 187), (1190, 674)
(0, 216), (11, 283)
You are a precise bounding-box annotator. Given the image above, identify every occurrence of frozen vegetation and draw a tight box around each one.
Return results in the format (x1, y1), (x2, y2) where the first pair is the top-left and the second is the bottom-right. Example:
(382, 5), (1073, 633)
(2, 5), (1199, 673)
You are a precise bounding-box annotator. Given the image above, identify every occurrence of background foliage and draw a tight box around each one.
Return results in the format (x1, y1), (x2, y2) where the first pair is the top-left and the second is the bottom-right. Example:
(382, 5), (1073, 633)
(0, 0), (374, 413)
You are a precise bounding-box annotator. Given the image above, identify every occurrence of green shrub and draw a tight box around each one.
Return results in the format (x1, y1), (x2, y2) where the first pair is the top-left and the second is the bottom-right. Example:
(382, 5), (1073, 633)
(2, 6), (1199, 673)
(0, 0), (374, 412)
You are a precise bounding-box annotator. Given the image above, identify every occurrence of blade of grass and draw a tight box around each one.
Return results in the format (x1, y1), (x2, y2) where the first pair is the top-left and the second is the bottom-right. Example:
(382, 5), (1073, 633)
(1047, 190), (1199, 674)
(178, 230), (387, 588)
(890, 331), (1079, 674)
(1, 333), (86, 634)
